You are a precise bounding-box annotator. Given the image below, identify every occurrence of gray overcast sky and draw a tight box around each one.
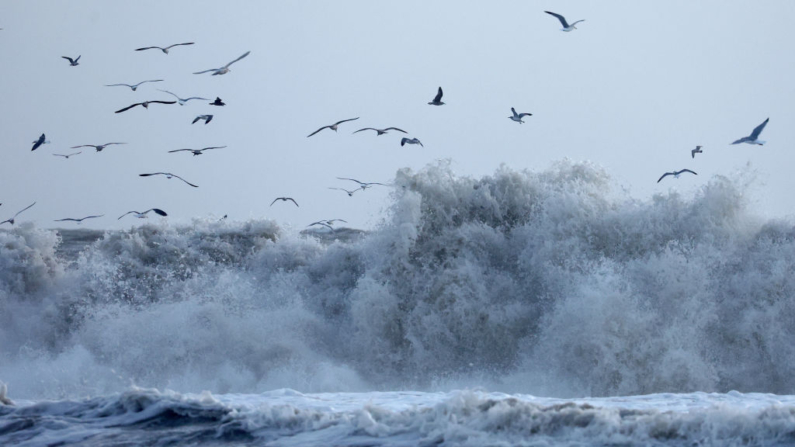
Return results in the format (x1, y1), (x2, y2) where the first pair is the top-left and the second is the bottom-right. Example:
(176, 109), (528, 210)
(1, 1), (794, 230)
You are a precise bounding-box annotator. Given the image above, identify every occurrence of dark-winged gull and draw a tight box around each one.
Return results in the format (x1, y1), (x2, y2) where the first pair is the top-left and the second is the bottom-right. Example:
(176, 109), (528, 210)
(193, 51), (250, 76)
(139, 172), (198, 187)
(118, 208), (167, 220)
(544, 11), (585, 32)
(53, 152), (81, 159)
(401, 137), (423, 147)
(210, 97), (225, 106)
(329, 187), (359, 197)
(509, 108), (532, 123)
(62, 55), (80, 66)
(353, 127), (408, 136)
(428, 87), (445, 106)
(115, 100), (176, 113)
(657, 169), (697, 183)
(336, 177), (386, 191)
(71, 142), (126, 152)
(270, 197), (299, 207)
(691, 146), (703, 158)
(307, 117), (359, 137)
(731, 118), (769, 146)
(1, 202), (35, 225)
(192, 115), (213, 125)
(158, 89), (209, 105)
(135, 42), (194, 54)
(105, 79), (164, 91)
(31, 133), (49, 151)
(54, 215), (103, 223)
(168, 146), (226, 156)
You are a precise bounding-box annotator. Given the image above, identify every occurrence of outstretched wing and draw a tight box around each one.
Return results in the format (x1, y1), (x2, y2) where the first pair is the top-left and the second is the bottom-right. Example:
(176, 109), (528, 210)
(307, 125), (331, 137)
(165, 42), (194, 50)
(168, 149), (193, 153)
(353, 128), (375, 134)
(570, 19), (585, 27)
(184, 97), (209, 101)
(71, 145), (96, 149)
(118, 211), (137, 220)
(286, 198), (299, 207)
(172, 175), (199, 188)
(147, 208), (168, 217)
(518, 113), (533, 118)
(384, 127), (408, 133)
(193, 68), (218, 75)
(135, 46), (161, 52)
(158, 89), (179, 99)
(202, 146), (227, 151)
(677, 169), (697, 176)
(336, 177), (364, 185)
(544, 11), (569, 28)
(14, 202), (36, 218)
(105, 83), (133, 88)
(334, 117), (359, 126)
(61, 56), (74, 64)
(115, 103), (141, 113)
(657, 172), (672, 183)
(224, 50), (250, 68)
(749, 118), (769, 140)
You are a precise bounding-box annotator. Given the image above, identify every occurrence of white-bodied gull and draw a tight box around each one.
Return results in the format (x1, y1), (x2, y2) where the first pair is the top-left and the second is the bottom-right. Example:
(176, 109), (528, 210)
(401, 137), (423, 147)
(657, 169), (697, 183)
(105, 80), (163, 91)
(691, 146), (703, 158)
(115, 100), (176, 113)
(158, 89), (209, 105)
(62, 55), (80, 66)
(353, 127), (408, 136)
(329, 187), (359, 197)
(71, 142), (126, 152)
(118, 208), (167, 220)
(193, 50), (250, 76)
(509, 108), (532, 123)
(31, 133), (49, 151)
(169, 146), (226, 156)
(731, 118), (769, 146)
(428, 87), (445, 106)
(336, 177), (386, 191)
(544, 11), (585, 31)
(1, 202), (35, 225)
(54, 215), (103, 224)
(53, 152), (81, 159)
(270, 197), (299, 207)
(135, 42), (194, 54)
(308, 117), (359, 137)
(192, 115), (213, 125)
(139, 172), (198, 188)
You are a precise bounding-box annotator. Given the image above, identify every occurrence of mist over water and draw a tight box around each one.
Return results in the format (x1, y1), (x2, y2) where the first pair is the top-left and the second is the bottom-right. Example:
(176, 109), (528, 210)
(1, 160), (794, 400)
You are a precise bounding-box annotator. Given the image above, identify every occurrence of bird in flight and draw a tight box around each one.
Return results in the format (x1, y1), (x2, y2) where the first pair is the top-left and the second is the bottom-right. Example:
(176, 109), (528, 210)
(139, 172), (198, 188)
(657, 169), (697, 183)
(428, 87), (445, 106)
(158, 89), (209, 106)
(270, 197), (299, 207)
(509, 108), (532, 124)
(53, 152), (81, 159)
(308, 219), (347, 231)
(329, 187), (359, 197)
(192, 115), (213, 125)
(193, 50), (250, 76)
(691, 146), (703, 158)
(135, 42), (194, 54)
(54, 215), (103, 224)
(105, 80), (163, 91)
(71, 142), (126, 152)
(731, 118), (769, 146)
(336, 177), (386, 191)
(115, 100), (176, 113)
(544, 11), (585, 32)
(62, 55), (80, 66)
(209, 97), (225, 106)
(307, 117), (359, 137)
(401, 137), (424, 147)
(31, 133), (49, 151)
(168, 146), (226, 156)
(353, 127), (408, 136)
(1, 202), (35, 225)
(118, 208), (168, 220)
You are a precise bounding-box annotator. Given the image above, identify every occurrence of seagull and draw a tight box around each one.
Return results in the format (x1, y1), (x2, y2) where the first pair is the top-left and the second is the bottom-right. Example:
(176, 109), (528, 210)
(53, 152), (81, 159)
(308, 221), (334, 231)
(731, 118), (769, 145)
(270, 197), (299, 207)
(54, 215), (103, 224)
(135, 42), (194, 54)
(401, 137), (424, 147)
(428, 87), (445, 106)
(219, 214), (227, 221)
(307, 118), (359, 137)
(168, 146), (226, 156)
(62, 55), (80, 66)
(193, 50), (250, 76)
(544, 11), (585, 32)
(1, 202), (35, 225)
(115, 100), (176, 113)
(31, 133), (49, 151)
(71, 142), (126, 152)
(104, 80), (164, 91)
(139, 172), (198, 188)
(192, 115), (213, 125)
(329, 187), (359, 197)
(158, 89), (209, 105)
(353, 127), (408, 136)
(657, 169), (697, 183)
(209, 97), (225, 106)
(509, 108), (532, 123)
(118, 208), (168, 220)
(691, 146), (703, 158)
(336, 177), (386, 191)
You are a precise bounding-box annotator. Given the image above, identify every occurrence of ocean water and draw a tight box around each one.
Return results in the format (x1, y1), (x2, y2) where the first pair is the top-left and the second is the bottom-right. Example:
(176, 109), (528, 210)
(2, 160), (795, 445)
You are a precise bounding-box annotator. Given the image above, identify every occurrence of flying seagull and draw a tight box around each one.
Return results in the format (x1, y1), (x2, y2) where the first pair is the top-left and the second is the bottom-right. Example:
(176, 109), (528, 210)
(193, 50), (250, 76)
(62, 55), (80, 66)
(353, 127), (408, 136)
(158, 89), (209, 105)
(104, 80), (163, 91)
(168, 146), (227, 156)
(401, 137), (424, 147)
(31, 133), (49, 151)
(691, 146), (703, 158)
(307, 117), (359, 137)
(135, 42), (194, 54)
(657, 169), (697, 183)
(270, 197), (299, 207)
(54, 215), (103, 224)
(53, 152), (81, 159)
(209, 97), (225, 106)
(544, 11), (585, 31)
(308, 219), (348, 231)
(731, 118), (769, 146)
(139, 172), (198, 188)
(115, 100), (176, 113)
(336, 177), (386, 191)
(1, 202), (35, 225)
(192, 115), (213, 125)
(71, 142), (126, 152)
(428, 87), (445, 106)
(329, 187), (359, 197)
(509, 108), (533, 123)
(118, 208), (167, 220)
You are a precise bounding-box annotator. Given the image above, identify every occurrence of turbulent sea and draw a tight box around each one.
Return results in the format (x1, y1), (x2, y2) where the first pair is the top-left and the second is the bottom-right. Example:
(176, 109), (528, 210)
(2, 160), (795, 446)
